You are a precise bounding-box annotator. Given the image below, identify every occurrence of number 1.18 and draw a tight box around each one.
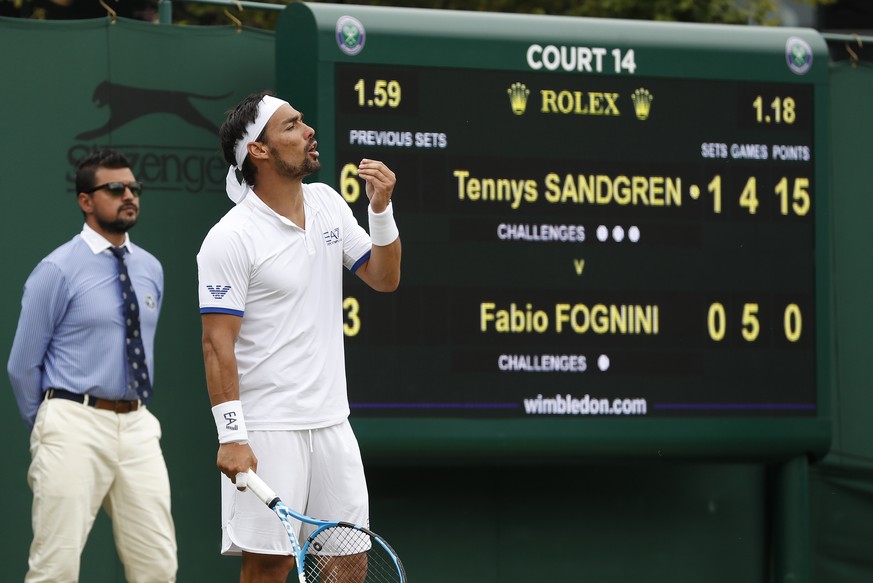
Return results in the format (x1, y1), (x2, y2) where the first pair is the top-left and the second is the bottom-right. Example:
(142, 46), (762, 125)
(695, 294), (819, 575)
(752, 95), (796, 124)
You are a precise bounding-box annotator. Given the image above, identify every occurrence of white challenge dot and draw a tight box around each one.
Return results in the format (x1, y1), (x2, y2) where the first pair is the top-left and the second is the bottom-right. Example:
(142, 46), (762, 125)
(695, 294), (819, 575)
(612, 226), (625, 242)
(629, 226), (640, 242)
(596, 225), (608, 242)
(597, 354), (611, 371)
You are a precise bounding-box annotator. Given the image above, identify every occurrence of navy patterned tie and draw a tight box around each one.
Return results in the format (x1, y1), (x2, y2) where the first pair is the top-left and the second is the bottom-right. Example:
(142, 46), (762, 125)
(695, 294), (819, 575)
(109, 247), (152, 404)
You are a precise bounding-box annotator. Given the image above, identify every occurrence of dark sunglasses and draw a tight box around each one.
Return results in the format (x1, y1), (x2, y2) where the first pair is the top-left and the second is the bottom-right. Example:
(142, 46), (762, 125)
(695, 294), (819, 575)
(84, 181), (143, 197)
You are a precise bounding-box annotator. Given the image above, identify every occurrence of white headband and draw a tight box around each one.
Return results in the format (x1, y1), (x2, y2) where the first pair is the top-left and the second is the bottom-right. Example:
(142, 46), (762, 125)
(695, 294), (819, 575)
(225, 95), (289, 204)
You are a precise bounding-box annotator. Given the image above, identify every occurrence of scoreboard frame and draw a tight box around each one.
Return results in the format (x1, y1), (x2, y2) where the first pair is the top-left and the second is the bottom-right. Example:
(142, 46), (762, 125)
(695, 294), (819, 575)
(276, 2), (832, 462)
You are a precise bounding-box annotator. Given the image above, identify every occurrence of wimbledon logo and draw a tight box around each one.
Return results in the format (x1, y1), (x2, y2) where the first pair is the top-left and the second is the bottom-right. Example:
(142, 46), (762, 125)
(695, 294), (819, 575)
(786, 36), (813, 75)
(336, 15), (366, 56)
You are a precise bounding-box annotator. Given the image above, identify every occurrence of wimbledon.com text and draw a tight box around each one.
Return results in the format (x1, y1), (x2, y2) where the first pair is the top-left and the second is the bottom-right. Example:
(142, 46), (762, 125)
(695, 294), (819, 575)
(523, 393), (647, 415)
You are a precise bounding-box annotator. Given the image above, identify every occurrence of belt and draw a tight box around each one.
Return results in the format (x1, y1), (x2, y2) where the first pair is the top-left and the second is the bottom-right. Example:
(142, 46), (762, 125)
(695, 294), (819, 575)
(45, 388), (141, 413)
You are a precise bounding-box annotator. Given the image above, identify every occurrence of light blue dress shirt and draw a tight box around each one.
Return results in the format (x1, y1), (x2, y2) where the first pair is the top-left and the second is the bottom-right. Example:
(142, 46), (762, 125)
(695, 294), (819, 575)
(7, 225), (163, 428)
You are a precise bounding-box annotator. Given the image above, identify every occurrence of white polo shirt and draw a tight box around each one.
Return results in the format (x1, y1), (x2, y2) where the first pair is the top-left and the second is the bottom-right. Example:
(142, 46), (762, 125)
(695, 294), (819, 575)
(197, 183), (372, 430)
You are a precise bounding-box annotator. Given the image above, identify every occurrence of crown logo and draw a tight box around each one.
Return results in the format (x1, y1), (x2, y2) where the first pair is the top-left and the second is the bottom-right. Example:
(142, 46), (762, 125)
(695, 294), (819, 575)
(507, 82), (530, 115)
(631, 88), (653, 120)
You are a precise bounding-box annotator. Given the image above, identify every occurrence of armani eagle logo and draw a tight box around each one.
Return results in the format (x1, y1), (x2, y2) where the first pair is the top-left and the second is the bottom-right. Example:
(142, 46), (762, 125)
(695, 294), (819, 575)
(206, 285), (231, 299)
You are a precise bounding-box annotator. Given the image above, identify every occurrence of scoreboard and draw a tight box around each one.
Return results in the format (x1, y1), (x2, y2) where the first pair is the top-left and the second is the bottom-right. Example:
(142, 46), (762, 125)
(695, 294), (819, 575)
(277, 3), (831, 460)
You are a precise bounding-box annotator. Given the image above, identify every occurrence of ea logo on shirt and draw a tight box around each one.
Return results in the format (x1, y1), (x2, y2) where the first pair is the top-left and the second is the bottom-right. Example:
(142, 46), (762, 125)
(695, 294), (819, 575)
(144, 295), (157, 310)
(322, 228), (341, 246)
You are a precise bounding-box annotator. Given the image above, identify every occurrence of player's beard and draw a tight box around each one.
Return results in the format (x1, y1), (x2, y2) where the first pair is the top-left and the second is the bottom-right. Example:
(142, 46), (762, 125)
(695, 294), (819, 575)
(270, 144), (320, 180)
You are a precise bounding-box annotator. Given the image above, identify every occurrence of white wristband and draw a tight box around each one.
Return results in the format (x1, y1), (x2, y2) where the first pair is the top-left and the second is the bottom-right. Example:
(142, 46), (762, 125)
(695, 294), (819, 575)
(368, 201), (399, 246)
(212, 400), (248, 444)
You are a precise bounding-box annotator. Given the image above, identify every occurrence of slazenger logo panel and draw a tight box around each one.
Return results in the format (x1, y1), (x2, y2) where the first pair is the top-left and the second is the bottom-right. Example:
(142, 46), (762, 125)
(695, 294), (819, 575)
(76, 81), (231, 140)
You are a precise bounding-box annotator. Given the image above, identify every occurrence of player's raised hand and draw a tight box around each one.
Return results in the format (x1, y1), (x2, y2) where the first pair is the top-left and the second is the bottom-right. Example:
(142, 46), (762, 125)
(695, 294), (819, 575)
(358, 158), (395, 212)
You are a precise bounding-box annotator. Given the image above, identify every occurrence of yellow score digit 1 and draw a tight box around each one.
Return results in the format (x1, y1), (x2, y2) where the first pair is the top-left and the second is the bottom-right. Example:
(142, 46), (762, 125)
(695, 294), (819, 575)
(707, 175), (722, 214)
(354, 79), (366, 107)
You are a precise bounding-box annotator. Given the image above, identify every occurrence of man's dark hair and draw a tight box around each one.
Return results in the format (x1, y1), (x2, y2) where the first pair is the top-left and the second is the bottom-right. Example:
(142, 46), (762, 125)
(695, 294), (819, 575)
(219, 90), (273, 188)
(75, 149), (132, 194)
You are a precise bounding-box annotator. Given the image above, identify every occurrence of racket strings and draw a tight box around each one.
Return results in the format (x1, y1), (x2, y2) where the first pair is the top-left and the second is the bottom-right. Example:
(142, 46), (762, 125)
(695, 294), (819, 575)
(304, 525), (403, 583)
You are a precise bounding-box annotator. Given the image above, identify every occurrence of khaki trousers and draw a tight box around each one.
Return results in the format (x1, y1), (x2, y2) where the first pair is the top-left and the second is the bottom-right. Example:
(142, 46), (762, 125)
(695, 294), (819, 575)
(26, 397), (177, 582)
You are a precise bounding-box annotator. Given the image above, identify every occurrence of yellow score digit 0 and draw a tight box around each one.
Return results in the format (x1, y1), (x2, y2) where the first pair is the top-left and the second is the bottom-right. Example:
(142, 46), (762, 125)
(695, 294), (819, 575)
(353, 79), (402, 108)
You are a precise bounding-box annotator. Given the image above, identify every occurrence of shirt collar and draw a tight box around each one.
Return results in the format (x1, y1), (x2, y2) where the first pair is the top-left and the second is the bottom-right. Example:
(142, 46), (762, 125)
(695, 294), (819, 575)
(80, 223), (133, 255)
(246, 185), (318, 229)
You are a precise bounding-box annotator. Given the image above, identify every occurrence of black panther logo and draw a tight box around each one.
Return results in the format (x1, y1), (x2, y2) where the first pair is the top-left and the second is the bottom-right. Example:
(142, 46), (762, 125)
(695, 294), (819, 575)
(76, 81), (231, 140)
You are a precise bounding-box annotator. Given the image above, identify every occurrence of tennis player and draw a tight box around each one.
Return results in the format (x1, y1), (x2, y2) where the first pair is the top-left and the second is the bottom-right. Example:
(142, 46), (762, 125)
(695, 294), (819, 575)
(197, 91), (401, 582)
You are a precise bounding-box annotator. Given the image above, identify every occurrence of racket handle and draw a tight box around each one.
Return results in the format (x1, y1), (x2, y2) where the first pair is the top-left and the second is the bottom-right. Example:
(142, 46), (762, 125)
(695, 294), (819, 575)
(241, 469), (280, 508)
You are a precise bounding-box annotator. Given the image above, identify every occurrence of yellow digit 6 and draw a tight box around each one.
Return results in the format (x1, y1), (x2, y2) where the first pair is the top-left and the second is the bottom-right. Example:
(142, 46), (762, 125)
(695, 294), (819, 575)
(340, 163), (360, 204)
(343, 296), (361, 337)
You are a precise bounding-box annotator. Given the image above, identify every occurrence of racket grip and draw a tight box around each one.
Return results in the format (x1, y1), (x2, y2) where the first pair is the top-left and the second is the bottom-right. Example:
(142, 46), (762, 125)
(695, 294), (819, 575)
(243, 469), (280, 507)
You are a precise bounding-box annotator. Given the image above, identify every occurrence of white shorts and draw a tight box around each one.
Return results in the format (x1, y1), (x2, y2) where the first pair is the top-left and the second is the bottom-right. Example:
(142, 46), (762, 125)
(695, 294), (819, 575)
(220, 420), (369, 556)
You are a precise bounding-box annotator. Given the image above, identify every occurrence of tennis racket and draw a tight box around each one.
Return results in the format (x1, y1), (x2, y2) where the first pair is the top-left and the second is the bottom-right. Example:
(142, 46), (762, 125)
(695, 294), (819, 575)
(239, 469), (406, 583)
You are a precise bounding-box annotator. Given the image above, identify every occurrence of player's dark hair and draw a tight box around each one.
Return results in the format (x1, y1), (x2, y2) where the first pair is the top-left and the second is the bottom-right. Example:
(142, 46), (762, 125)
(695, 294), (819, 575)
(75, 149), (132, 194)
(220, 90), (273, 188)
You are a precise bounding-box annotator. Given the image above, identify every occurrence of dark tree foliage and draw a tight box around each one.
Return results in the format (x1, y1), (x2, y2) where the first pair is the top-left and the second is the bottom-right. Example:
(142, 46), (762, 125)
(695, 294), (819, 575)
(0, 0), (843, 29)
